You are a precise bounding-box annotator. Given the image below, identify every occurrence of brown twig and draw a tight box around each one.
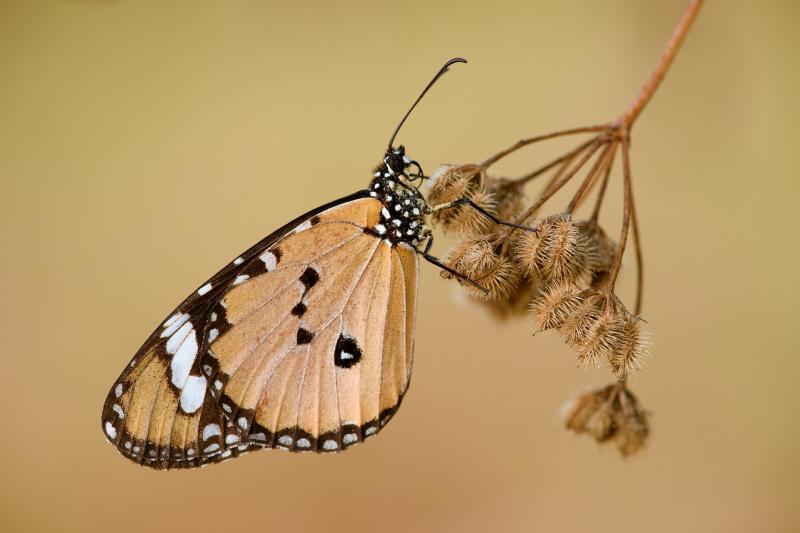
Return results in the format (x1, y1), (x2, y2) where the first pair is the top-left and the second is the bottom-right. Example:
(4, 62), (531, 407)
(629, 183), (644, 315)
(479, 125), (608, 169)
(589, 146), (617, 224)
(605, 136), (633, 294)
(566, 141), (616, 215)
(513, 137), (607, 224)
(511, 138), (597, 186)
(617, 0), (703, 129)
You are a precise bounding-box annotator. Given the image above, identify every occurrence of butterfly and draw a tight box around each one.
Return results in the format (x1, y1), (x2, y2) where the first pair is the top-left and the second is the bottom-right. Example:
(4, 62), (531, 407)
(100, 58), (516, 469)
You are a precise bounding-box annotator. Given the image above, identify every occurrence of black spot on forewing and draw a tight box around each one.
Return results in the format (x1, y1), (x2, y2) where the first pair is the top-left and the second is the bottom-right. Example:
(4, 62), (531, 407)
(299, 267), (319, 292)
(296, 328), (314, 345)
(334, 334), (362, 368)
(309, 216), (321, 226)
(291, 302), (307, 317)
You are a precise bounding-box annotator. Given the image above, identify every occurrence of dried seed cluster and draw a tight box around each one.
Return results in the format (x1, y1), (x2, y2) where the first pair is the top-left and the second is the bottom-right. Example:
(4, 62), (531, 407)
(561, 384), (649, 457)
(531, 283), (649, 377)
(427, 145), (651, 457)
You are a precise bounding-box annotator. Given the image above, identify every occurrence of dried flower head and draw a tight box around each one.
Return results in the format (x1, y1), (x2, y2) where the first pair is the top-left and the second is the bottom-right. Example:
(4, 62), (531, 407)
(611, 314), (650, 379)
(470, 275), (541, 320)
(513, 214), (588, 283)
(561, 383), (650, 457)
(486, 177), (527, 223)
(559, 289), (607, 347)
(562, 384), (615, 438)
(443, 189), (498, 236)
(577, 221), (617, 286)
(577, 309), (625, 368)
(442, 238), (520, 300)
(530, 281), (585, 331)
(427, 164), (482, 206)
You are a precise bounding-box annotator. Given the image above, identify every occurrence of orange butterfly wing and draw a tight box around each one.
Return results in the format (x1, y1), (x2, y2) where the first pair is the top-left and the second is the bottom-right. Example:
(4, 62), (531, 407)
(101, 192), (410, 468)
(201, 198), (419, 452)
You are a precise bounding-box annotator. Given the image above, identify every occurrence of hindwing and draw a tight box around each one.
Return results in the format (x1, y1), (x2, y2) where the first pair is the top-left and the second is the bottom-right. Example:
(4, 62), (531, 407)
(201, 208), (419, 452)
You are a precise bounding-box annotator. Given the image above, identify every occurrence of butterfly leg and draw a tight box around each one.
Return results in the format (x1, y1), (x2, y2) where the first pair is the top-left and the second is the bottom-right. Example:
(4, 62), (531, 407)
(417, 230), (489, 294)
(429, 198), (539, 233)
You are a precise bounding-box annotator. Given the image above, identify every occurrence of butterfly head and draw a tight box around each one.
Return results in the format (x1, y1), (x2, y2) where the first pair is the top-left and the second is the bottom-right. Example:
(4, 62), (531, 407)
(381, 146), (423, 180)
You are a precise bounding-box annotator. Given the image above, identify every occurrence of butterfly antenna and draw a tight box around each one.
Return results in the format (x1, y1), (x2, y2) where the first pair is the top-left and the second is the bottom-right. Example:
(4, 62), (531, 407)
(387, 57), (467, 150)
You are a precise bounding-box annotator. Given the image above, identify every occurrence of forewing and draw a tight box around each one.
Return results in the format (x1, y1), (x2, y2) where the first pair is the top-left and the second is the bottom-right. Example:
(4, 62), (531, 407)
(100, 191), (378, 469)
(202, 228), (419, 453)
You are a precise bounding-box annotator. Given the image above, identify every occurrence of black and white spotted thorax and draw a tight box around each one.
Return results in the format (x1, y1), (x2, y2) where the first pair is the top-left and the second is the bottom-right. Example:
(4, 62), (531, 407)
(367, 147), (430, 246)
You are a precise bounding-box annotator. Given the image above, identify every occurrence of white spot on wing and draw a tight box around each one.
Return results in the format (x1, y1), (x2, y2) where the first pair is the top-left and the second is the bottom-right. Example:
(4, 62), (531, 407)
(168, 323), (197, 388)
(234, 274), (249, 285)
(343, 433), (358, 444)
(323, 439), (338, 450)
(225, 434), (240, 444)
(375, 224), (386, 235)
(297, 438), (310, 448)
(259, 251), (278, 271)
(238, 417), (248, 430)
(112, 404), (124, 419)
(202, 424), (221, 440)
(179, 375), (206, 413)
(105, 421), (117, 439)
(365, 426), (377, 436)
(208, 328), (219, 343)
(114, 383), (123, 398)
(197, 283), (212, 295)
(294, 220), (312, 233)
(161, 313), (190, 338)
(233, 256), (244, 265)
(277, 435), (293, 446)
(204, 443), (220, 453)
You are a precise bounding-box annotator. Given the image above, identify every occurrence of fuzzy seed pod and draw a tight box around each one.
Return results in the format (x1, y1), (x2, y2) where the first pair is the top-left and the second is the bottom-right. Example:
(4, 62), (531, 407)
(443, 238), (520, 301)
(485, 177), (527, 224)
(444, 189), (498, 236)
(586, 407), (616, 442)
(613, 388), (650, 457)
(471, 275), (541, 320)
(611, 314), (650, 379)
(513, 214), (588, 283)
(561, 384), (650, 457)
(577, 310), (626, 368)
(559, 290), (607, 347)
(561, 385), (613, 435)
(427, 164), (482, 206)
(577, 221), (617, 286)
(529, 281), (585, 331)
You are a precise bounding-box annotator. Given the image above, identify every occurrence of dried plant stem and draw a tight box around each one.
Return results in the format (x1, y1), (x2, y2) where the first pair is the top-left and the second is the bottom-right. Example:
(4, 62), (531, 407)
(566, 141), (616, 215)
(589, 147), (616, 224)
(605, 136), (633, 294)
(479, 125), (608, 170)
(512, 138), (597, 186)
(514, 138), (606, 223)
(630, 186), (644, 315)
(617, 0), (703, 129)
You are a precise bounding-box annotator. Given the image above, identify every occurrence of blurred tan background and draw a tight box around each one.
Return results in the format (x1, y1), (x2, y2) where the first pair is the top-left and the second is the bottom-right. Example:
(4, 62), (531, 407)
(2, 1), (798, 532)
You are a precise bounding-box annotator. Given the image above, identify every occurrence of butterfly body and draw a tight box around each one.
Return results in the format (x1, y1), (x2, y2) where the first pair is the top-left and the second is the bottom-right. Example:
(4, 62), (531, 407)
(367, 146), (431, 246)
